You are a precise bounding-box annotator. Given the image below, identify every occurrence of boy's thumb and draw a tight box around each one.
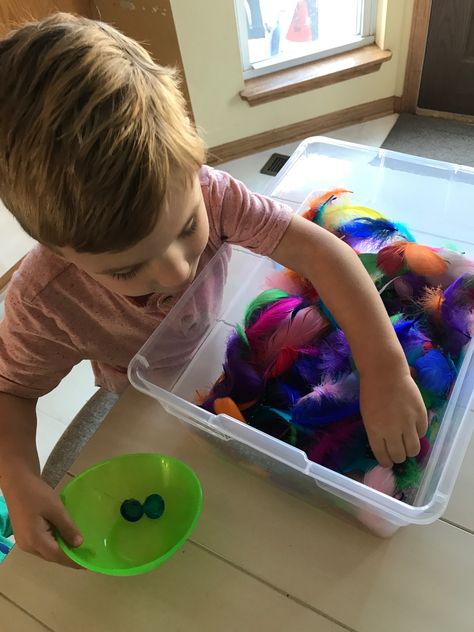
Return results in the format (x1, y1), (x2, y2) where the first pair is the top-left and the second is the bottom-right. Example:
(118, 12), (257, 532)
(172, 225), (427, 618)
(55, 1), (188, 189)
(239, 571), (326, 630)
(47, 502), (83, 548)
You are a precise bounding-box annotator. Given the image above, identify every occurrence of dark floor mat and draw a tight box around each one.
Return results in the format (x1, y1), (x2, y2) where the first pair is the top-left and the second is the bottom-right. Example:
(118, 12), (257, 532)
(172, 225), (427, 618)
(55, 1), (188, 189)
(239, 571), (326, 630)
(382, 113), (474, 167)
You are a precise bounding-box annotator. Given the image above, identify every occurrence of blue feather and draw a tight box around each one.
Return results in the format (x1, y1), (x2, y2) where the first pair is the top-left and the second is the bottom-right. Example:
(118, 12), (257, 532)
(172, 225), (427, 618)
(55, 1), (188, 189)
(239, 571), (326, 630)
(414, 349), (457, 397)
(339, 217), (415, 247)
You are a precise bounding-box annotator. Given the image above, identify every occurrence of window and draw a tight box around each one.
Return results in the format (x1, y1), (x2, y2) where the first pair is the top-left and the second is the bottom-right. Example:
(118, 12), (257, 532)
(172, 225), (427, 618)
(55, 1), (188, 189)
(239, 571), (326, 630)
(235, 0), (378, 79)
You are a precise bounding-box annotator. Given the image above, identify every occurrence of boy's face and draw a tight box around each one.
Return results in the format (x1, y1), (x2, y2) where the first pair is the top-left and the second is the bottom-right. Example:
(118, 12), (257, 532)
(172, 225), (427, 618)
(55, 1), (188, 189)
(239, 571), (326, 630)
(59, 172), (209, 297)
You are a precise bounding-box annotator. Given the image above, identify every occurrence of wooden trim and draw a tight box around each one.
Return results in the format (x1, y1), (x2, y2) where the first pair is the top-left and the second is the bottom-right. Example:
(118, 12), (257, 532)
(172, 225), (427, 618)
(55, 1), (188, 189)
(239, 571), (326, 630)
(240, 45), (392, 106)
(208, 96), (397, 165)
(399, 0), (433, 113)
(0, 259), (23, 293)
(416, 107), (474, 125)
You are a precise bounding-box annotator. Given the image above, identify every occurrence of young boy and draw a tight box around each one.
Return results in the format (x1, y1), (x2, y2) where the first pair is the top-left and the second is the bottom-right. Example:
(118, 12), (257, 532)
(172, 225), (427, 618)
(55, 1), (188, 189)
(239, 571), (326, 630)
(0, 13), (427, 568)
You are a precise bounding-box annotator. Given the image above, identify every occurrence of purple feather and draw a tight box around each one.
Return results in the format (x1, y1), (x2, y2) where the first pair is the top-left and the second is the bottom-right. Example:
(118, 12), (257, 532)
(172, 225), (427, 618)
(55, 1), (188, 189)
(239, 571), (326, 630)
(265, 379), (303, 409)
(315, 329), (351, 375)
(308, 417), (367, 471)
(416, 436), (431, 464)
(441, 275), (474, 356)
(291, 373), (360, 427)
(290, 349), (323, 385)
(201, 332), (263, 410)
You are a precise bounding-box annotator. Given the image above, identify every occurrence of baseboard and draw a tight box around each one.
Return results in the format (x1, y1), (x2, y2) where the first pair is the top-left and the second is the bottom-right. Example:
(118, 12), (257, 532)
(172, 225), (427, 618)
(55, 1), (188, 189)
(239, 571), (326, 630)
(0, 259), (23, 293)
(207, 96), (398, 165)
(416, 107), (474, 125)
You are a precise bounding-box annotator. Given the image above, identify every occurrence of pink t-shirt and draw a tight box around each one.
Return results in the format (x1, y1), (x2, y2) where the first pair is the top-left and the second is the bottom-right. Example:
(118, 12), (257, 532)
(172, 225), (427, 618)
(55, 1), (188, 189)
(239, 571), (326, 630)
(0, 166), (292, 398)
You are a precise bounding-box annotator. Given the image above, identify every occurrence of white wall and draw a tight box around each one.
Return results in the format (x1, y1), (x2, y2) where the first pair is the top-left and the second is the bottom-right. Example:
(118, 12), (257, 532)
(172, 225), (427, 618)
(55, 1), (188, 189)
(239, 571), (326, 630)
(170, 0), (414, 147)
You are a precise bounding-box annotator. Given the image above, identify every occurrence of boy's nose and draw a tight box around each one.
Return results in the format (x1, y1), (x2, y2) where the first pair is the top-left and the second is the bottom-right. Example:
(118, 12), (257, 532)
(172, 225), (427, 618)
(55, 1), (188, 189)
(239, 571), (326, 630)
(153, 245), (191, 289)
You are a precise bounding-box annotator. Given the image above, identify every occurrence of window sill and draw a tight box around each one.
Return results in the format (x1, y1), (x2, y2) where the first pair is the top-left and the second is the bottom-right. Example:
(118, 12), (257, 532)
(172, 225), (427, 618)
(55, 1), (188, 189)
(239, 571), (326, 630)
(240, 45), (392, 106)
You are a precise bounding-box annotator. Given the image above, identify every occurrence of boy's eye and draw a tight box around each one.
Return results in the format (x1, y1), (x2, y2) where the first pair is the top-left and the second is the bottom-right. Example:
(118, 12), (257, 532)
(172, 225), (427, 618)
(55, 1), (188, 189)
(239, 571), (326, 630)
(111, 267), (140, 281)
(180, 217), (198, 239)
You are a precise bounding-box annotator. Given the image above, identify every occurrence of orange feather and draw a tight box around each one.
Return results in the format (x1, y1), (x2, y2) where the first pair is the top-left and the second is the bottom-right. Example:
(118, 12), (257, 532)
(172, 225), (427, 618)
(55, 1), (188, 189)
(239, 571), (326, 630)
(404, 243), (448, 276)
(419, 286), (444, 323)
(214, 397), (247, 423)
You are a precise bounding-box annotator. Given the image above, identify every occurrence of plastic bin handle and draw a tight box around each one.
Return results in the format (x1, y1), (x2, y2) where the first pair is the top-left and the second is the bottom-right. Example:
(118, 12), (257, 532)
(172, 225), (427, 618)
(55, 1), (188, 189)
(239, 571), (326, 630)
(213, 414), (309, 471)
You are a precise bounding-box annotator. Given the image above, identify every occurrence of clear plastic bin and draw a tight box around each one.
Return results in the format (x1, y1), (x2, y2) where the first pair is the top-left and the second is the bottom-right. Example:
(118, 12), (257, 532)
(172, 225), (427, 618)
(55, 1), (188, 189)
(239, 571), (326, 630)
(129, 137), (474, 536)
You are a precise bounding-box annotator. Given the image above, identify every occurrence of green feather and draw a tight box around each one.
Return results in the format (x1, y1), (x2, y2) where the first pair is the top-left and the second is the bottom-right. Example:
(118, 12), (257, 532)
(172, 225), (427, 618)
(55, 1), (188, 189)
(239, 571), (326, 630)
(418, 386), (435, 409)
(244, 289), (289, 328)
(390, 313), (404, 324)
(358, 253), (385, 282)
(235, 323), (249, 347)
(393, 458), (422, 491)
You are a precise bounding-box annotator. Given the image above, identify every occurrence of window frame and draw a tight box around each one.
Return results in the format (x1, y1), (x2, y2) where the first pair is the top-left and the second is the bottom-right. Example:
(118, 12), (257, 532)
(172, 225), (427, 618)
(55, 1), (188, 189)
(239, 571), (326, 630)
(235, 0), (378, 80)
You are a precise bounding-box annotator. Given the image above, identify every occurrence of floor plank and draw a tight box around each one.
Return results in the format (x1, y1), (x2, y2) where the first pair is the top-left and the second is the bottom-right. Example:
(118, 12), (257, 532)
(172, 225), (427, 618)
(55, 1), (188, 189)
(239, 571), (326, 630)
(66, 389), (474, 632)
(0, 595), (50, 631)
(0, 543), (344, 632)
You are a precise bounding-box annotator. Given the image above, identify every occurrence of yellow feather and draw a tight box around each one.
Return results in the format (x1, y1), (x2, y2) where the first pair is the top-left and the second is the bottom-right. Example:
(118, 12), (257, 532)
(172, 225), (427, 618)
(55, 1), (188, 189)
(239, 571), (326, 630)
(321, 203), (387, 230)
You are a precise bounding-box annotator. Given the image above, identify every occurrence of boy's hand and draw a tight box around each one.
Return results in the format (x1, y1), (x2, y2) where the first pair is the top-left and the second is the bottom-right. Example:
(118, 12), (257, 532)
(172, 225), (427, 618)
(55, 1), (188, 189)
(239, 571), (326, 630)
(359, 369), (428, 468)
(3, 473), (83, 569)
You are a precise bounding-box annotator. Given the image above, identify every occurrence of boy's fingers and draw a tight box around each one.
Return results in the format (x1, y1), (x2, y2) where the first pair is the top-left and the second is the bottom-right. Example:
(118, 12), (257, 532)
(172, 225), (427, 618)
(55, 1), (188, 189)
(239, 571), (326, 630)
(416, 411), (429, 437)
(45, 502), (83, 548)
(386, 435), (406, 464)
(35, 536), (83, 569)
(403, 430), (421, 459)
(369, 435), (393, 468)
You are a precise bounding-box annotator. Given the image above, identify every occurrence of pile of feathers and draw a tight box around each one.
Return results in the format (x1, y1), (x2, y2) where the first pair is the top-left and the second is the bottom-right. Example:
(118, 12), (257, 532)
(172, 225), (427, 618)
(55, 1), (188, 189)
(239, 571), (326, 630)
(198, 190), (474, 504)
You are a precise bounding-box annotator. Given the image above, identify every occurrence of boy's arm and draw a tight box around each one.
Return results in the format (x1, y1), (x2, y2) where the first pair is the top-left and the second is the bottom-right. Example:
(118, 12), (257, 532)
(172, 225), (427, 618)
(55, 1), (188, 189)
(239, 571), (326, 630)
(0, 392), (82, 567)
(271, 214), (428, 467)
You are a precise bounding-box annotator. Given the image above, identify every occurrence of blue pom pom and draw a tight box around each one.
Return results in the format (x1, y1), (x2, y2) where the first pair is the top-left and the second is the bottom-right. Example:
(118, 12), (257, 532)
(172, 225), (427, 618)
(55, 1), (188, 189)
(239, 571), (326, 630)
(144, 494), (165, 519)
(120, 499), (144, 522)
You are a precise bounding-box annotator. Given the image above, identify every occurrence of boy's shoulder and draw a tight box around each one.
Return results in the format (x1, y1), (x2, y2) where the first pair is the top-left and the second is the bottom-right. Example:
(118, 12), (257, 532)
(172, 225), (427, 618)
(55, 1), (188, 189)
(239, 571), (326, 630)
(11, 244), (75, 304)
(199, 164), (233, 194)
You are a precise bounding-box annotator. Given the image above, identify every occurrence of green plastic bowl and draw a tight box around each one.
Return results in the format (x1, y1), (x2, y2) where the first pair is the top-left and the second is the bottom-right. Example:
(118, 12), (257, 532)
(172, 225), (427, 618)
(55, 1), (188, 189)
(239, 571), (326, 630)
(57, 453), (203, 576)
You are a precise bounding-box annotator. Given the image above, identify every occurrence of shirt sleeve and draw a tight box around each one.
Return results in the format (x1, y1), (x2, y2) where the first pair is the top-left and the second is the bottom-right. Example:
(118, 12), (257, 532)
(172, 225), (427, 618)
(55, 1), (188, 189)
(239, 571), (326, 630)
(0, 283), (83, 399)
(204, 167), (293, 256)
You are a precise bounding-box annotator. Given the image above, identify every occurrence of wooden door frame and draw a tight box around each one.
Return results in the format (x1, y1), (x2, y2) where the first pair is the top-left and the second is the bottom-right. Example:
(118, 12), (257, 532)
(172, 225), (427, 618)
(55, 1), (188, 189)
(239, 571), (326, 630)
(399, 0), (433, 112)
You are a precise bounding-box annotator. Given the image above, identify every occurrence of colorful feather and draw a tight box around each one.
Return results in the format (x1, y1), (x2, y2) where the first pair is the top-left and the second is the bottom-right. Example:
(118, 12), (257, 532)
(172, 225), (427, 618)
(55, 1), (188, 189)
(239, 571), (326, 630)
(245, 296), (303, 341)
(265, 268), (309, 296)
(363, 466), (396, 496)
(262, 306), (328, 375)
(338, 217), (415, 250)
(214, 397), (247, 422)
(292, 373), (360, 427)
(303, 188), (352, 222)
(358, 253), (385, 282)
(318, 203), (385, 232)
(315, 329), (352, 375)
(244, 289), (290, 328)
(308, 417), (366, 470)
(393, 458), (423, 492)
(414, 349), (457, 397)
(377, 242), (448, 277)
(201, 332), (263, 409)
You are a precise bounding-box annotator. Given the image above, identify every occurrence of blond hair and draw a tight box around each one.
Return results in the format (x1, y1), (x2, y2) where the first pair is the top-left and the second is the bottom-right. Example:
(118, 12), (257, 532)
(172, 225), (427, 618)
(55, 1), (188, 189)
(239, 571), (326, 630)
(0, 13), (206, 252)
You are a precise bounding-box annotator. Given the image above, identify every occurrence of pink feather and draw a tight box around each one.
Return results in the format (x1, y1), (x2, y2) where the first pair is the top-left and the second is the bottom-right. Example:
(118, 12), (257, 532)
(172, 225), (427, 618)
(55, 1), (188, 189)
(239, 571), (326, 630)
(246, 297), (303, 345)
(262, 306), (328, 372)
(427, 249), (474, 287)
(309, 373), (359, 402)
(363, 466), (396, 496)
(265, 270), (306, 295)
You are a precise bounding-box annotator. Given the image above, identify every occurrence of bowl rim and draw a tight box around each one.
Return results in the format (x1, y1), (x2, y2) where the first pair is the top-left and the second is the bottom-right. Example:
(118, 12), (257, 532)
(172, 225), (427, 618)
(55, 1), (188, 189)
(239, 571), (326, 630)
(57, 452), (203, 576)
